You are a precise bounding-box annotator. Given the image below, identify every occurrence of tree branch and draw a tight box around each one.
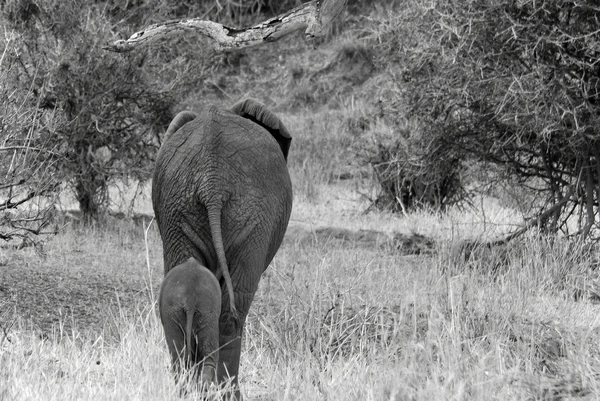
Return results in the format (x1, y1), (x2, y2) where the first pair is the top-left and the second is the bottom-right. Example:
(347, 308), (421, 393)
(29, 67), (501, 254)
(0, 146), (59, 155)
(0, 191), (36, 211)
(490, 186), (576, 245)
(103, 0), (346, 53)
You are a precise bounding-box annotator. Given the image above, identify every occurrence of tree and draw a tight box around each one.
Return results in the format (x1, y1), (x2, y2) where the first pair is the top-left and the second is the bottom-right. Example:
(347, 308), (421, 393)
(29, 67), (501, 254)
(0, 37), (61, 246)
(1, 0), (175, 225)
(370, 0), (600, 237)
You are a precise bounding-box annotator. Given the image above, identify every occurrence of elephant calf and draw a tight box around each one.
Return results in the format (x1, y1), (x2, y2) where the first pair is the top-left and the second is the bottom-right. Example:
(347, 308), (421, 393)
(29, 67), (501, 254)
(159, 257), (221, 387)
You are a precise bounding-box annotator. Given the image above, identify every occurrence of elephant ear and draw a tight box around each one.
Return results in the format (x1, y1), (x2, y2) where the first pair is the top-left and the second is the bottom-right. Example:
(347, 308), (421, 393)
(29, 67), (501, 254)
(164, 111), (197, 142)
(231, 99), (292, 161)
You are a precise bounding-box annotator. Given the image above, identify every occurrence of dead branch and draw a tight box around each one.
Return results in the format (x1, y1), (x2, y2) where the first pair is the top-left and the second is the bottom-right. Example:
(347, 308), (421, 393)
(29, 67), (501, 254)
(479, 186), (577, 249)
(452, 189), (578, 265)
(0, 146), (59, 155)
(103, 0), (346, 53)
(0, 192), (36, 211)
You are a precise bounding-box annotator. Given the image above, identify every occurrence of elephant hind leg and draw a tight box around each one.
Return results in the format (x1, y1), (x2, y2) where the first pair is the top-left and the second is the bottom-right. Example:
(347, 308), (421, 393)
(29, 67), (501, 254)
(216, 332), (243, 400)
(217, 291), (256, 400)
(162, 310), (188, 380)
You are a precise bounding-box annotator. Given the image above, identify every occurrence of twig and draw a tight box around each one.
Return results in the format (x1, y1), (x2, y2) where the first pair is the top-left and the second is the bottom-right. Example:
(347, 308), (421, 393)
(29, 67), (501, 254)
(143, 217), (156, 304)
(0, 146), (59, 155)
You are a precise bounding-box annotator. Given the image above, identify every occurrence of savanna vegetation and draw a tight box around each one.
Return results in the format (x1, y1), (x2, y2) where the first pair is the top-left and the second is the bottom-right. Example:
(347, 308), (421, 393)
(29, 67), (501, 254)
(2, 0), (600, 399)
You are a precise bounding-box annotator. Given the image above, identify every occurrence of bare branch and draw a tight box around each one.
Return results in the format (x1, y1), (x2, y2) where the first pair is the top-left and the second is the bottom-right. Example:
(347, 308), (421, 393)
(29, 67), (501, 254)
(0, 191), (36, 211)
(492, 186), (576, 245)
(0, 146), (59, 155)
(103, 0), (347, 53)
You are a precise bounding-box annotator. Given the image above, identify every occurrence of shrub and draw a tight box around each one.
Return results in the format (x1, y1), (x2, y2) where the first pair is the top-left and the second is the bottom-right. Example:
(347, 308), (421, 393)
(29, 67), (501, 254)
(367, 125), (466, 213)
(1, 0), (176, 223)
(362, 0), (600, 234)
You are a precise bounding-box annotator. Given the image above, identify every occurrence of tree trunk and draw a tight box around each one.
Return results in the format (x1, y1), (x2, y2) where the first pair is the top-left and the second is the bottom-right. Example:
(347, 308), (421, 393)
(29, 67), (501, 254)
(73, 167), (106, 224)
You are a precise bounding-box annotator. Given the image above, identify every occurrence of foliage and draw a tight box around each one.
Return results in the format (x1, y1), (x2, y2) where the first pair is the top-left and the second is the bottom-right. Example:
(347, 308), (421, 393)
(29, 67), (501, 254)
(366, 122), (467, 213)
(286, 42), (376, 109)
(0, 0), (330, 242)
(368, 0), (600, 234)
(6, 0), (600, 238)
(100, 0), (305, 28)
(0, 0), (177, 226)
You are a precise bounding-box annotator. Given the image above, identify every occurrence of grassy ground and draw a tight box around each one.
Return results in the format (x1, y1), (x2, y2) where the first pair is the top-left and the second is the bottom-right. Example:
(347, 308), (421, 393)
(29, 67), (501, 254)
(2, 170), (600, 400)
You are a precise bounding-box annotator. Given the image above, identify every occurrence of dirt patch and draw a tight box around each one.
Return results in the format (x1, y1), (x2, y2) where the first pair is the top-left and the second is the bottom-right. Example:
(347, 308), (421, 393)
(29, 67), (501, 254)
(0, 256), (156, 336)
(284, 224), (435, 255)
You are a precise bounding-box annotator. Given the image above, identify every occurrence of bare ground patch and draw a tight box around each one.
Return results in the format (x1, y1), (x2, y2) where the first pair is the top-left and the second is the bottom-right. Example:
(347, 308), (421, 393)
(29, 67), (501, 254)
(0, 251), (157, 336)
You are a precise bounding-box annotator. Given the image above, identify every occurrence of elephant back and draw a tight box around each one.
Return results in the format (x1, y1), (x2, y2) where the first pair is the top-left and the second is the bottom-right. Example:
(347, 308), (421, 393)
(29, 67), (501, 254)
(230, 99), (292, 161)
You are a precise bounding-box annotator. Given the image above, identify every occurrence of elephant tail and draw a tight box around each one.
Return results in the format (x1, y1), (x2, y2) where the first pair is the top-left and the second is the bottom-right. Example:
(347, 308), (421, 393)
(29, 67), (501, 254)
(185, 307), (194, 366)
(207, 203), (238, 322)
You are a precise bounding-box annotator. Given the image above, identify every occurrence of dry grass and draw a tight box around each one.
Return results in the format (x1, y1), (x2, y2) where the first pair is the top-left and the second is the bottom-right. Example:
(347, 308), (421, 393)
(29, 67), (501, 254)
(2, 186), (600, 400)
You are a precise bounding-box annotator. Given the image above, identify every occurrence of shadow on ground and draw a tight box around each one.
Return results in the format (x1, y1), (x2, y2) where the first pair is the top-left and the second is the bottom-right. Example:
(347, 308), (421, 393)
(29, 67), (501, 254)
(284, 224), (435, 255)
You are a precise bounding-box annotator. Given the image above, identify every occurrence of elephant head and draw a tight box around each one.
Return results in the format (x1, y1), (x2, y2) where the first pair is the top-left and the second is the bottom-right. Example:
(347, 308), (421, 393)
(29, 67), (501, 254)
(153, 98), (293, 399)
(159, 257), (222, 388)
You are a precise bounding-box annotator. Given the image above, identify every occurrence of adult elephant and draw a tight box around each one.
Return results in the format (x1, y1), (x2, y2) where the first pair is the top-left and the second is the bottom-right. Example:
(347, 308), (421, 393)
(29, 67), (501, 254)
(152, 99), (293, 398)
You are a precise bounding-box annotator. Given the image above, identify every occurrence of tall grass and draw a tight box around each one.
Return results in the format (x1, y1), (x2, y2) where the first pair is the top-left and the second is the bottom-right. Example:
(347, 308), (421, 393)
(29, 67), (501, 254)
(2, 202), (600, 400)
